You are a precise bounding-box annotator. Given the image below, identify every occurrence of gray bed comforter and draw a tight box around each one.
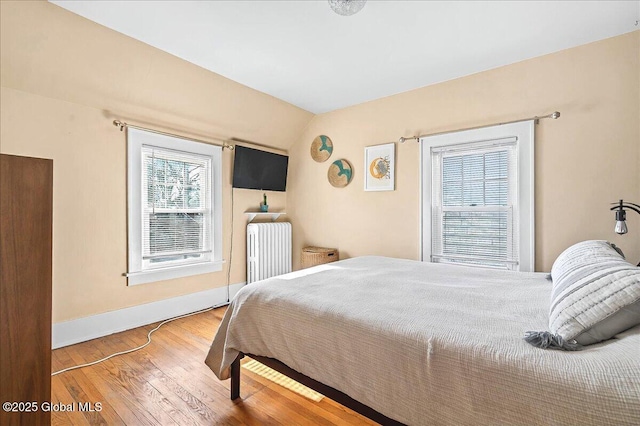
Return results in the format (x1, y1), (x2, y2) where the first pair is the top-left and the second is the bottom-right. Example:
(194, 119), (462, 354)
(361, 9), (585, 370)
(205, 256), (640, 425)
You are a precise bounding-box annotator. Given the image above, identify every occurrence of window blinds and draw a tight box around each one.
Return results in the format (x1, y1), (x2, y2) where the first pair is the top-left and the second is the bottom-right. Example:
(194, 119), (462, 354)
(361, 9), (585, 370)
(431, 137), (518, 269)
(141, 145), (212, 268)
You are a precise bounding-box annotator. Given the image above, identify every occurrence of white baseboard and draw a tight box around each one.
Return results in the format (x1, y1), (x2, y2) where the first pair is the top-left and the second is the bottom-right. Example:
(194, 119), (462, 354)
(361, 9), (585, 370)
(52, 282), (246, 349)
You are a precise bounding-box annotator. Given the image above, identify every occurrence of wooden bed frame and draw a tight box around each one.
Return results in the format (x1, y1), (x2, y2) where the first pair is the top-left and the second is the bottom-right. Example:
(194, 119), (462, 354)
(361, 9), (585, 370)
(230, 353), (405, 425)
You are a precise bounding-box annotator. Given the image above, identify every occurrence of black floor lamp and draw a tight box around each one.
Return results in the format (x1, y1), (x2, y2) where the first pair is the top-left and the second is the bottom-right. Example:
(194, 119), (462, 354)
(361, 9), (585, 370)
(611, 199), (640, 266)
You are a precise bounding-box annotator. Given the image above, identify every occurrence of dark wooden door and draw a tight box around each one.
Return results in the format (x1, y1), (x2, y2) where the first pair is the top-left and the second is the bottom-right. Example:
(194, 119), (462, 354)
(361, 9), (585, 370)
(0, 154), (53, 425)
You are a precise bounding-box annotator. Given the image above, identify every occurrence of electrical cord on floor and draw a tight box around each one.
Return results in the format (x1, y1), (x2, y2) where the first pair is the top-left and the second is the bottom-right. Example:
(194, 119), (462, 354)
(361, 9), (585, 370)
(51, 306), (214, 376)
(53, 179), (238, 377)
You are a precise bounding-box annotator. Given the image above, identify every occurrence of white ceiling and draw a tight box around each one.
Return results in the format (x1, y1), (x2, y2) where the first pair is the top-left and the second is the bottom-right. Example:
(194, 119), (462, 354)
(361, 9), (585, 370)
(50, 1), (639, 114)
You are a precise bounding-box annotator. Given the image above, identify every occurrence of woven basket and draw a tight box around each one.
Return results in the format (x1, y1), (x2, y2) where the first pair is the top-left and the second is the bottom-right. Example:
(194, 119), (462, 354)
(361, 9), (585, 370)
(301, 246), (339, 269)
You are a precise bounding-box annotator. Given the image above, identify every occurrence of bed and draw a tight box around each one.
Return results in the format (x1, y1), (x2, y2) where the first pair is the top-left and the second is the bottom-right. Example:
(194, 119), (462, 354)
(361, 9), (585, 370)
(205, 256), (640, 425)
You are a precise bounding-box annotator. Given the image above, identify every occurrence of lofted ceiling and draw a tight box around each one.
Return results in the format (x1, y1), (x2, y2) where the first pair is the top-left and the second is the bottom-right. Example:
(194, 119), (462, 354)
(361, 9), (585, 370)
(50, 1), (639, 114)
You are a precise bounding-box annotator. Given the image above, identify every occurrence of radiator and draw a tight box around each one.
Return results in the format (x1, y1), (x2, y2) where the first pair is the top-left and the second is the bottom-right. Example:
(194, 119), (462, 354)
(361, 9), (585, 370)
(247, 222), (292, 283)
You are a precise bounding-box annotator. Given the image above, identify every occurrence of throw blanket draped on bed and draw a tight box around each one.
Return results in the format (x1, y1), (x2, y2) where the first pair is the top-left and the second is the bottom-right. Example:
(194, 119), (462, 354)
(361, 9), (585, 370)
(205, 256), (640, 425)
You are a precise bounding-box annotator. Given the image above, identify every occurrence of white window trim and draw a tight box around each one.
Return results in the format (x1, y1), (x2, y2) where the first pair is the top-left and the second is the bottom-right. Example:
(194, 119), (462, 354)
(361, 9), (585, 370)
(127, 128), (223, 285)
(420, 121), (535, 272)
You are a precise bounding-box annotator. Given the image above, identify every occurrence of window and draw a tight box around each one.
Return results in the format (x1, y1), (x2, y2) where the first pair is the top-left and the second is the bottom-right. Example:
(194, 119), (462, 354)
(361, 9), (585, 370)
(421, 121), (534, 271)
(127, 128), (222, 285)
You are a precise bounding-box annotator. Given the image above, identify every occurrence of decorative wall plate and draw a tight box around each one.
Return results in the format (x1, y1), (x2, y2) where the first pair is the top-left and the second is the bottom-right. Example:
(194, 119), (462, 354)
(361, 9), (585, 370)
(311, 135), (333, 162)
(327, 159), (353, 188)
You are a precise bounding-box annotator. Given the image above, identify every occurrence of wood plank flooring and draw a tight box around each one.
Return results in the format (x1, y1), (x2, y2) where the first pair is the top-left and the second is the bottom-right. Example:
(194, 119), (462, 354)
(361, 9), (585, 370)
(51, 307), (375, 425)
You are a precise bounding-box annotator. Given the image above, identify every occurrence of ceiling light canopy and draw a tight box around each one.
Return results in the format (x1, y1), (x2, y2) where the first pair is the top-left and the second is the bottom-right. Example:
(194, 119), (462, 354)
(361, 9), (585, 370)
(328, 0), (366, 16)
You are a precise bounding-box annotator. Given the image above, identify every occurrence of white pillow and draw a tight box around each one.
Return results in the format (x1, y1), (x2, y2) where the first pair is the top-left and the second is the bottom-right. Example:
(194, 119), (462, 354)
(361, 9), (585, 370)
(549, 240), (640, 346)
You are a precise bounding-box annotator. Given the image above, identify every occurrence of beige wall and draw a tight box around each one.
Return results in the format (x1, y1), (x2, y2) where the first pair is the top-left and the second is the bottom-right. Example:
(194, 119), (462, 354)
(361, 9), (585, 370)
(288, 31), (640, 272)
(0, 1), (313, 322)
(2, 1), (638, 324)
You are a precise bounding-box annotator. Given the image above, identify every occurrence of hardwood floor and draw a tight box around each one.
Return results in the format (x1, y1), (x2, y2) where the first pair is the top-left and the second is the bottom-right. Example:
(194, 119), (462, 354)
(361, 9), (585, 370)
(51, 307), (375, 425)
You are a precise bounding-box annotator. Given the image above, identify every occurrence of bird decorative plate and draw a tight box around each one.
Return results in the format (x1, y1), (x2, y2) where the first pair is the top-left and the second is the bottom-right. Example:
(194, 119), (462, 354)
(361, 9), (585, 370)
(327, 159), (353, 188)
(311, 135), (333, 162)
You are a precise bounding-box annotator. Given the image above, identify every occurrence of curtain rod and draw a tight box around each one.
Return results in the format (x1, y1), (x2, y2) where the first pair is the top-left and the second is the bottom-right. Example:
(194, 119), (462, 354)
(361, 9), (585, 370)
(229, 137), (288, 154)
(113, 120), (235, 150)
(398, 111), (560, 143)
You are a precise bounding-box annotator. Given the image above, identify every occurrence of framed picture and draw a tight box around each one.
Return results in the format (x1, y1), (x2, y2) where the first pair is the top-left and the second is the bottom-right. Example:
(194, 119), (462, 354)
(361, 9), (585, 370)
(364, 142), (395, 191)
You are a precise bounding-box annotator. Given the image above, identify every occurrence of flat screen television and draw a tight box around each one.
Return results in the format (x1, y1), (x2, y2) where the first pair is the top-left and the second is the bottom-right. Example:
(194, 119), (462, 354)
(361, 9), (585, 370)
(232, 145), (289, 192)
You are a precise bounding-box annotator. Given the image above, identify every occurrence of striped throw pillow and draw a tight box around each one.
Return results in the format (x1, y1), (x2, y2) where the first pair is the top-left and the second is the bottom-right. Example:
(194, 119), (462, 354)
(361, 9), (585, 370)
(549, 240), (640, 346)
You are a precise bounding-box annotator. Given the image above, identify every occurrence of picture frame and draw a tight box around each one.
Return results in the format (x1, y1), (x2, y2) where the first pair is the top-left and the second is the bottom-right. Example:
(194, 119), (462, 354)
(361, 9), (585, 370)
(364, 142), (395, 191)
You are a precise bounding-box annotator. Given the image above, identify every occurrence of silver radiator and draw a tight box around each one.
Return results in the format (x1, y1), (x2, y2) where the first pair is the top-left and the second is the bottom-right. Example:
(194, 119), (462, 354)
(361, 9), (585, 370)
(247, 222), (292, 283)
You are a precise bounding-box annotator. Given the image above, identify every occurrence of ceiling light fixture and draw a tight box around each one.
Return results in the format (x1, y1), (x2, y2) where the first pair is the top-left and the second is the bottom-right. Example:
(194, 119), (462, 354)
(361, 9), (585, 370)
(328, 0), (366, 16)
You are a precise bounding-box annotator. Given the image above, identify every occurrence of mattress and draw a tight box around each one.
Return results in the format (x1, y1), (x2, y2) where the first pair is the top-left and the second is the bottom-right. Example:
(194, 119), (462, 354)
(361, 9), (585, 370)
(205, 256), (640, 425)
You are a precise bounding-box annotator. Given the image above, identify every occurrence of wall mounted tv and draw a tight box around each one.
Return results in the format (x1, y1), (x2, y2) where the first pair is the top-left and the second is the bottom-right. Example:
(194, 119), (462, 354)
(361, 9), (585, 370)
(232, 146), (289, 192)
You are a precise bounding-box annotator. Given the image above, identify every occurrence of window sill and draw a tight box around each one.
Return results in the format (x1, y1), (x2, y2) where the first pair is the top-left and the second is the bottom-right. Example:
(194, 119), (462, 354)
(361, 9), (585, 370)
(126, 260), (224, 286)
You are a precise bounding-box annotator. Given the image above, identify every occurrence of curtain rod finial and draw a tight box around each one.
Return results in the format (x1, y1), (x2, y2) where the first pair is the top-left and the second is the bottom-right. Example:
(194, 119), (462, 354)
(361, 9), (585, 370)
(113, 120), (125, 131)
(399, 136), (418, 143)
